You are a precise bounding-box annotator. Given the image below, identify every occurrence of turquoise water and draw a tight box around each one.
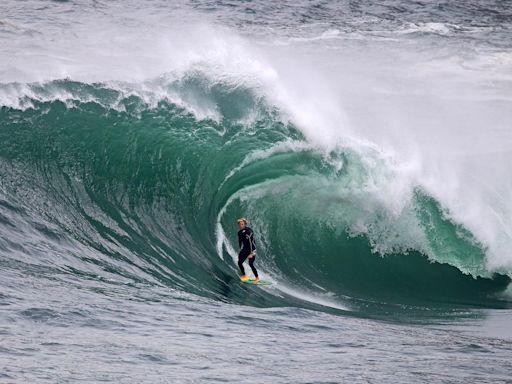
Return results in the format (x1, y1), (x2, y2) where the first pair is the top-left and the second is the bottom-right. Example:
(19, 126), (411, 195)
(1, 1), (512, 382)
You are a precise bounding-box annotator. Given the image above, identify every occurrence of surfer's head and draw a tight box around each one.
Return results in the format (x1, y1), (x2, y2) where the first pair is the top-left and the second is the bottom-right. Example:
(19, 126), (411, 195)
(237, 218), (248, 229)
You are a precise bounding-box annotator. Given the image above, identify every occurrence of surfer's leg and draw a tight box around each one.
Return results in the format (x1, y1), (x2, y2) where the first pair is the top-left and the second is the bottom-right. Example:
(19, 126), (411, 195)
(238, 254), (247, 275)
(248, 255), (258, 278)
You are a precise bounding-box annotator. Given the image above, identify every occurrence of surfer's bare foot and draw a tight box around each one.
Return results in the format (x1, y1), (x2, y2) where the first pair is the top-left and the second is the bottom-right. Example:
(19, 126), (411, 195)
(240, 275), (250, 281)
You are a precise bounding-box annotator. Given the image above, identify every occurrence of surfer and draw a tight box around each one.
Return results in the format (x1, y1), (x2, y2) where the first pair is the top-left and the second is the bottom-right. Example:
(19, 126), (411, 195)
(237, 218), (259, 282)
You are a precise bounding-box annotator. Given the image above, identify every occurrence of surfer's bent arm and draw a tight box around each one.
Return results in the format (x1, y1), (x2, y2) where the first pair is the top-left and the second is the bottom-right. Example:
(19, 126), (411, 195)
(238, 231), (243, 249)
(248, 229), (256, 257)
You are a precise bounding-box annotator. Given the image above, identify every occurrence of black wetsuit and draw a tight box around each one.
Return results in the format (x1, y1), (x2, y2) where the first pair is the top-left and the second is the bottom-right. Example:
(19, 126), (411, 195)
(238, 227), (258, 278)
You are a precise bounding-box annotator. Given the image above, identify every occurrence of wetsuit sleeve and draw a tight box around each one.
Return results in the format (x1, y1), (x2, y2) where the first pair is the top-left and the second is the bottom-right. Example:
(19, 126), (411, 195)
(247, 228), (256, 252)
(238, 230), (242, 249)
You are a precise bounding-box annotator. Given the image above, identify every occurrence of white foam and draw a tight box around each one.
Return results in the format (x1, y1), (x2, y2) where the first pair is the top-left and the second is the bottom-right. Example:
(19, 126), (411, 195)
(399, 22), (452, 35)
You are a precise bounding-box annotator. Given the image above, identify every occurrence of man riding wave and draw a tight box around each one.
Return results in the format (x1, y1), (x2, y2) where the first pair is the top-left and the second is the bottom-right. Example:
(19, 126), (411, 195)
(237, 218), (259, 283)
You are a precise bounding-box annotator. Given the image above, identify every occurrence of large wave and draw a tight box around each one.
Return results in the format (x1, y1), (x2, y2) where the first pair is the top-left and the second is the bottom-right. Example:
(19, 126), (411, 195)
(0, 77), (509, 314)
(1, 1), (512, 314)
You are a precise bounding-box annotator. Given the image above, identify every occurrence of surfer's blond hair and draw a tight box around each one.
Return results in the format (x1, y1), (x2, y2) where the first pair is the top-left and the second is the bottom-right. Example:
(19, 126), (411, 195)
(237, 217), (249, 225)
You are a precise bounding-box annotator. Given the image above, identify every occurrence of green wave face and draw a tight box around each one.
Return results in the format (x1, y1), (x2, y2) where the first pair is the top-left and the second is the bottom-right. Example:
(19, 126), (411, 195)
(0, 79), (509, 318)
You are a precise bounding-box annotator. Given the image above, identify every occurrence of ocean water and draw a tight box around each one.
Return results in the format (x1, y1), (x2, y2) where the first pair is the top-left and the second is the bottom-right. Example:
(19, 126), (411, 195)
(1, 1), (512, 382)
